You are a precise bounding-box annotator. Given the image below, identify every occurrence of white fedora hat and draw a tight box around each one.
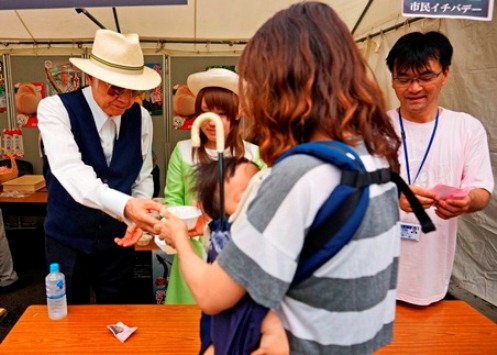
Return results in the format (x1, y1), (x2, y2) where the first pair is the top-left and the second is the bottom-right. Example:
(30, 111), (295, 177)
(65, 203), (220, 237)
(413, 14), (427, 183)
(187, 68), (238, 96)
(70, 29), (161, 91)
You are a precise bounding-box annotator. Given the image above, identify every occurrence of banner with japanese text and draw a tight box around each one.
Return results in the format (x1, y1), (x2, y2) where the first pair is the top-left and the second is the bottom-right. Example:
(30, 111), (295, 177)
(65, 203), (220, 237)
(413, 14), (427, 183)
(403, 0), (494, 21)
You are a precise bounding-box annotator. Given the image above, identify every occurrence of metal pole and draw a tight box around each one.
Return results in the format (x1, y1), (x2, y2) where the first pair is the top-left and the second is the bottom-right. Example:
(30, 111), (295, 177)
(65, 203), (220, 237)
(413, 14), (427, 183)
(112, 7), (121, 33)
(2, 54), (15, 130)
(75, 8), (106, 29)
(351, 0), (374, 35)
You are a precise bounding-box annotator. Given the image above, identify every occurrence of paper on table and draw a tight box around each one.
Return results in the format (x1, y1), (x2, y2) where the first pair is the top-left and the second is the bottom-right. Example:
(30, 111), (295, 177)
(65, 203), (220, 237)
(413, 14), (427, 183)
(430, 184), (470, 200)
(107, 321), (137, 343)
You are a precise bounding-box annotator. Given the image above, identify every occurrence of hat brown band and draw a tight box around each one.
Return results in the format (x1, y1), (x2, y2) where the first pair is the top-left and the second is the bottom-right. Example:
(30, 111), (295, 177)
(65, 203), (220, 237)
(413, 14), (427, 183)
(90, 53), (144, 71)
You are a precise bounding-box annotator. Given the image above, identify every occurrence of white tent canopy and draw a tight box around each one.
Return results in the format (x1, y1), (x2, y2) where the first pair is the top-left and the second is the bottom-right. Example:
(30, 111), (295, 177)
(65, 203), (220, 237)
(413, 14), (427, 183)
(0, 1), (496, 307)
(0, 0), (411, 53)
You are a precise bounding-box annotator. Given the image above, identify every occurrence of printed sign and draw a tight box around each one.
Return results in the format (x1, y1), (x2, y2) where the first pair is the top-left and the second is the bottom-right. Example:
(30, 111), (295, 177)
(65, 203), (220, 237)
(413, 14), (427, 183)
(403, 0), (494, 21)
(44, 60), (82, 97)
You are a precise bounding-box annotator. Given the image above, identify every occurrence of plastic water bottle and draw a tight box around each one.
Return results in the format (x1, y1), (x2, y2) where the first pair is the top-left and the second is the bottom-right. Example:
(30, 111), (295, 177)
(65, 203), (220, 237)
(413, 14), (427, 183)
(45, 263), (67, 320)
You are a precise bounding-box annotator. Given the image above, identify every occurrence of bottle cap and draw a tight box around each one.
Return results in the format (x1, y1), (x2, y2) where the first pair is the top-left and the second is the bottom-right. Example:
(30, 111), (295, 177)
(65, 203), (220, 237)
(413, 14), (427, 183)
(49, 263), (59, 273)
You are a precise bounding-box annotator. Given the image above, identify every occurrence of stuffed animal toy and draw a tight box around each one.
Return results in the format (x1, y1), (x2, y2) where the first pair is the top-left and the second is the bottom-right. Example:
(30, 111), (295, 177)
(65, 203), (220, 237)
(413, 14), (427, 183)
(172, 84), (196, 130)
(15, 83), (41, 116)
(15, 82), (44, 128)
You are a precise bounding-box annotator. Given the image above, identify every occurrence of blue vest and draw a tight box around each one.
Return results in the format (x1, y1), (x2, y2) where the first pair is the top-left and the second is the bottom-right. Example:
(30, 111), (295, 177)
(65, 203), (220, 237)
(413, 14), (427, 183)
(43, 89), (143, 253)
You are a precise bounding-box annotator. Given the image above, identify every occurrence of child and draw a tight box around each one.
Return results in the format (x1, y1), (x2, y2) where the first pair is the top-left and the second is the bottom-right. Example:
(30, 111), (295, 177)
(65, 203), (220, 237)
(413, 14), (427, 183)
(193, 157), (288, 355)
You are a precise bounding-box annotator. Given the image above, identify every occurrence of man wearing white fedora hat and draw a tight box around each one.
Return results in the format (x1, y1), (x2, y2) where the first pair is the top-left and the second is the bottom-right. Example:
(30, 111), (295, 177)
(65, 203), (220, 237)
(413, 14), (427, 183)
(38, 29), (163, 304)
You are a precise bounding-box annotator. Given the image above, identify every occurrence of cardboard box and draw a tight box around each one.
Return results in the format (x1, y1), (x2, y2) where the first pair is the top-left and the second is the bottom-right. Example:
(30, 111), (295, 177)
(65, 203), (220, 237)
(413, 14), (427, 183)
(2, 175), (46, 192)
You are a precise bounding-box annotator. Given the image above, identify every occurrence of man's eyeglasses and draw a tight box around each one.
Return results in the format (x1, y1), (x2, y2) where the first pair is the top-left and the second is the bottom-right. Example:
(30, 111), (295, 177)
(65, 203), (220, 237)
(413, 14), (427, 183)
(392, 70), (443, 87)
(101, 80), (143, 98)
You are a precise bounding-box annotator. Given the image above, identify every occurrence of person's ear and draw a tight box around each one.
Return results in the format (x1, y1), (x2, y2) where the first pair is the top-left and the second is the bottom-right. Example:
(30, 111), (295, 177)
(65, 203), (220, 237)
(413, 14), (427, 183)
(441, 66), (450, 85)
(86, 74), (95, 88)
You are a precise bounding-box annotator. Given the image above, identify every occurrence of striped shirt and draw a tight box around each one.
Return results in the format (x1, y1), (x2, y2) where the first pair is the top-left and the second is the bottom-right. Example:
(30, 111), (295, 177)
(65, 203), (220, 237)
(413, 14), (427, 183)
(218, 144), (400, 354)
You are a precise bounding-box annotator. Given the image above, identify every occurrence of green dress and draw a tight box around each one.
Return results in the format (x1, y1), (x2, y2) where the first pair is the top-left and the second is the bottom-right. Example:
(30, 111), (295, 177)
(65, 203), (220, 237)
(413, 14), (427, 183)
(163, 139), (266, 304)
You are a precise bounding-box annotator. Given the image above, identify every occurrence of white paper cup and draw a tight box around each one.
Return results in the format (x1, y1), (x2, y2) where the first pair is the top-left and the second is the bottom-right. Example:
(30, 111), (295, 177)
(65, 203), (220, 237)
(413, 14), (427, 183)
(167, 205), (202, 230)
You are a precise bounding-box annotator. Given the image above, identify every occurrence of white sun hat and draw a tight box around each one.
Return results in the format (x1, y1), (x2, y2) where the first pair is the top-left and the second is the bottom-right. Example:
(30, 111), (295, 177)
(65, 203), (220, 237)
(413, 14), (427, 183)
(187, 68), (239, 96)
(69, 29), (161, 91)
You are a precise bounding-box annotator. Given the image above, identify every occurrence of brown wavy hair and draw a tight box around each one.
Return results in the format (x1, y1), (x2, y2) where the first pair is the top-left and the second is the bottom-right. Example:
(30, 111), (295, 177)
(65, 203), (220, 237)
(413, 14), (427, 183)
(237, 1), (400, 171)
(192, 87), (245, 164)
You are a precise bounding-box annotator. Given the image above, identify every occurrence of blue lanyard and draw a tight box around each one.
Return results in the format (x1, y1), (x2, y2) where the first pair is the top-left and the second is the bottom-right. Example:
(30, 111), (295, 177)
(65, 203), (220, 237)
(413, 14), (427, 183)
(398, 108), (439, 185)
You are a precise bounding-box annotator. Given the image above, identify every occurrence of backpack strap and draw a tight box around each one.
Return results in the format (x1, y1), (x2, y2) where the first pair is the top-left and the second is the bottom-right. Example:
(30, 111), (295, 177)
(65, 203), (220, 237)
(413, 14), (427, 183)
(277, 141), (371, 285)
(391, 172), (435, 234)
(275, 141), (435, 286)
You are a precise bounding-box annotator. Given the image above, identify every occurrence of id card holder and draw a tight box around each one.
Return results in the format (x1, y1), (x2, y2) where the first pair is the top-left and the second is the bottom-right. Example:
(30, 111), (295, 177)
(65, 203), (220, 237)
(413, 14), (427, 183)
(400, 222), (422, 241)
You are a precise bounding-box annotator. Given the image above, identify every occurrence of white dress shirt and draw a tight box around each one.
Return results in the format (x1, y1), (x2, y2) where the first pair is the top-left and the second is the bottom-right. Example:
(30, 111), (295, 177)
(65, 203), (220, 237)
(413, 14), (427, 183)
(101, 117), (117, 165)
(37, 86), (154, 223)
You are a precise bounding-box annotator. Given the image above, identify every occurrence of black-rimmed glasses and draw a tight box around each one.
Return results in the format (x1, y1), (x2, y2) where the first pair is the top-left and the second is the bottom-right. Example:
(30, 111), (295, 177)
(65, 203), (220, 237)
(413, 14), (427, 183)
(393, 70), (443, 87)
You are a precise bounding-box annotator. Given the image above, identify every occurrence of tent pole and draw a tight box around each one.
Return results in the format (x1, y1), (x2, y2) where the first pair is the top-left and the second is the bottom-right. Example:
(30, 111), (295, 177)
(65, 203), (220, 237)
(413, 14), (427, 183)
(112, 8), (121, 33)
(75, 8), (106, 29)
(0, 38), (247, 47)
(355, 17), (424, 43)
(2, 54), (15, 130)
(351, 0), (374, 35)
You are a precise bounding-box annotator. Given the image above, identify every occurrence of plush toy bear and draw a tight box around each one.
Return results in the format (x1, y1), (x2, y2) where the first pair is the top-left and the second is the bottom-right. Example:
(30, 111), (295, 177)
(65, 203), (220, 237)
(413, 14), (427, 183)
(172, 84), (196, 130)
(15, 83), (41, 116)
(15, 83), (43, 127)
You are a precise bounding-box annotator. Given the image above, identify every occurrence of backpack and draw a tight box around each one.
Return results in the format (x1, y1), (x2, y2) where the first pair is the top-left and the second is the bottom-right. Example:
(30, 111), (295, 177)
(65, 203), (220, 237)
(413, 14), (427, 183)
(274, 140), (435, 285)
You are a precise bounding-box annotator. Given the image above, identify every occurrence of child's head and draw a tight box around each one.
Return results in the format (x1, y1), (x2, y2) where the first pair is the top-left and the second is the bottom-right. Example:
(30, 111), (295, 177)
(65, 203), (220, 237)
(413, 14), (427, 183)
(194, 157), (260, 219)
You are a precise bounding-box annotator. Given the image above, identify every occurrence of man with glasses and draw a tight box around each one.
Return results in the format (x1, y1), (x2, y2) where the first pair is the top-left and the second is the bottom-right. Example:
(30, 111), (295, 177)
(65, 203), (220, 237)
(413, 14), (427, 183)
(37, 29), (163, 304)
(386, 31), (493, 306)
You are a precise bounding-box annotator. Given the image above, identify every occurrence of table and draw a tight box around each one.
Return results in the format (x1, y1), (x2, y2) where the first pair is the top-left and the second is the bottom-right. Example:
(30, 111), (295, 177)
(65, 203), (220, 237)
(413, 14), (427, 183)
(0, 305), (201, 354)
(0, 189), (48, 217)
(377, 301), (497, 354)
(1, 302), (495, 354)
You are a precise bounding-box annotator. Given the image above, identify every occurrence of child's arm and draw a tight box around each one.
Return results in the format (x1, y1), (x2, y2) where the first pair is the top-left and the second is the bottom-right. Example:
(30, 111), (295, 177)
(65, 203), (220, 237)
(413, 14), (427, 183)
(251, 311), (289, 355)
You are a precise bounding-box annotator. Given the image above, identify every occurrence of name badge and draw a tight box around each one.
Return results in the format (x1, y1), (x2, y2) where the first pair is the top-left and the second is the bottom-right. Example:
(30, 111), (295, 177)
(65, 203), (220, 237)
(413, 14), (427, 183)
(400, 222), (421, 241)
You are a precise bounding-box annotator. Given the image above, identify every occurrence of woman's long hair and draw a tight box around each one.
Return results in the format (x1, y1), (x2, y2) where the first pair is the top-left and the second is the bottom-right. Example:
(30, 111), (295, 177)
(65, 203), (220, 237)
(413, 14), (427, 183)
(237, 1), (400, 171)
(193, 87), (245, 164)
